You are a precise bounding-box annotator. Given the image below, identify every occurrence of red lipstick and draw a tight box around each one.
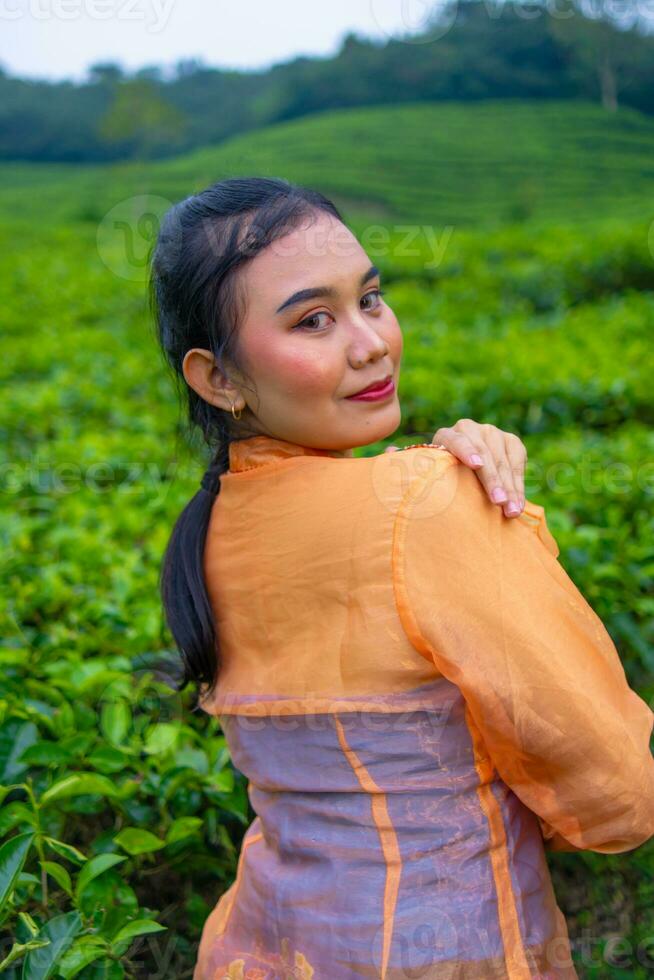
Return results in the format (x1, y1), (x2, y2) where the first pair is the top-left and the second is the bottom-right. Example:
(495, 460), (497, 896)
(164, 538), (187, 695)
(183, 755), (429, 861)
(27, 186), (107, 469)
(345, 376), (395, 402)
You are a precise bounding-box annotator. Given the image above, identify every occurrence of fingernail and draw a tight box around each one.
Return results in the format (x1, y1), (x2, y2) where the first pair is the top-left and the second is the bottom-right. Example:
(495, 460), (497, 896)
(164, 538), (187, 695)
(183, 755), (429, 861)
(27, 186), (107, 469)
(469, 454), (483, 465)
(491, 487), (508, 503)
(506, 501), (520, 515)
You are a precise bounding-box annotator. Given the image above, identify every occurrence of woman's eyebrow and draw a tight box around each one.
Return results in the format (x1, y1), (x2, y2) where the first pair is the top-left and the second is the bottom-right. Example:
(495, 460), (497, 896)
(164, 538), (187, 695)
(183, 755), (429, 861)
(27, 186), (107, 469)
(275, 264), (380, 315)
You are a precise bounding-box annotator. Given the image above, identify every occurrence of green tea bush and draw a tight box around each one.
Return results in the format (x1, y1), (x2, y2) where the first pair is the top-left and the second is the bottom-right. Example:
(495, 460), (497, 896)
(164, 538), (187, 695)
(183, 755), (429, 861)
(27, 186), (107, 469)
(1, 204), (653, 977)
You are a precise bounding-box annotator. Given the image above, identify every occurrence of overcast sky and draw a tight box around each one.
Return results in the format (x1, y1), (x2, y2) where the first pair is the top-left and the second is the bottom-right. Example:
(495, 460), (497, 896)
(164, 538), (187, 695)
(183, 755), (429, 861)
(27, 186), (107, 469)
(0, 0), (444, 82)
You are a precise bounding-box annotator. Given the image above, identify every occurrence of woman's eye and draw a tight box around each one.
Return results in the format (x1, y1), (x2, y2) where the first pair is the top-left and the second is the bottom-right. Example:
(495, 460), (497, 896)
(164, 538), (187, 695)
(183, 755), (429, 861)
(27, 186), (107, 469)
(361, 288), (385, 310)
(293, 289), (384, 331)
(295, 311), (331, 331)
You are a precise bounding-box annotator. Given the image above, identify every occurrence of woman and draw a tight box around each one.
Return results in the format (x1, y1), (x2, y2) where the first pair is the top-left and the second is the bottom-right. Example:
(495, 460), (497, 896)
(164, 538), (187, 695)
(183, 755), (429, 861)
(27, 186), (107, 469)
(149, 177), (654, 979)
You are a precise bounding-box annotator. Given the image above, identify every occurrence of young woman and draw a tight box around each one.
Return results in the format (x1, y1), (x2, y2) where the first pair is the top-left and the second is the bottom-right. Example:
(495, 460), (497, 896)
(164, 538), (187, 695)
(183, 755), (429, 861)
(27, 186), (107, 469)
(149, 177), (654, 980)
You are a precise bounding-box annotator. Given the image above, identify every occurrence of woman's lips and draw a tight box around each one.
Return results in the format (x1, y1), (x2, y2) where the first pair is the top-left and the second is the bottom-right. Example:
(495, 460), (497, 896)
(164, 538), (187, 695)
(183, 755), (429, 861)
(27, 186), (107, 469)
(345, 378), (395, 402)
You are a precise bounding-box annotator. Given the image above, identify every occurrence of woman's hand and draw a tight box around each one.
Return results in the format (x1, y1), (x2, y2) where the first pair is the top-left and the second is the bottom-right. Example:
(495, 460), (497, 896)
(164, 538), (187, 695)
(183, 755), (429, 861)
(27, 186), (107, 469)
(385, 419), (527, 519)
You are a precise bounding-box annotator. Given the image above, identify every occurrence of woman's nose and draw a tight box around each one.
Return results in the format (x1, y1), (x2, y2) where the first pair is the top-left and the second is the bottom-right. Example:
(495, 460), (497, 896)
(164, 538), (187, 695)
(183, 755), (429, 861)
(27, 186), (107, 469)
(347, 318), (389, 364)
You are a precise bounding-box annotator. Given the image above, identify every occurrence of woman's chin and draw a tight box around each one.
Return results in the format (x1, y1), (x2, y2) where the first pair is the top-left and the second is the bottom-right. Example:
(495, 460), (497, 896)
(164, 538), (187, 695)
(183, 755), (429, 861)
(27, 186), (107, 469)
(346, 400), (402, 444)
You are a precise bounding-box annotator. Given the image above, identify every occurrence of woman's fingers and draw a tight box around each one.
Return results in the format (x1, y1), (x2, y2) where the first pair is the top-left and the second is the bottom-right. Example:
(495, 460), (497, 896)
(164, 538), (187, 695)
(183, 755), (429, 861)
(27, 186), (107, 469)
(499, 432), (527, 512)
(431, 421), (527, 518)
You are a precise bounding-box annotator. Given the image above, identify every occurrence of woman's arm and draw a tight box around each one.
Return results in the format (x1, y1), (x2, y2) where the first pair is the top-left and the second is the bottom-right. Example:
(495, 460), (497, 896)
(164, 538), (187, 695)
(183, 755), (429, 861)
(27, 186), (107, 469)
(386, 419), (527, 519)
(393, 450), (654, 854)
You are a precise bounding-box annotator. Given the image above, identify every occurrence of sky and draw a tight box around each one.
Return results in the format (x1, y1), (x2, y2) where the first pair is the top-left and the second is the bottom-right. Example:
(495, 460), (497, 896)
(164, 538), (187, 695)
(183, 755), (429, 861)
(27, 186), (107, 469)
(0, 0), (452, 82)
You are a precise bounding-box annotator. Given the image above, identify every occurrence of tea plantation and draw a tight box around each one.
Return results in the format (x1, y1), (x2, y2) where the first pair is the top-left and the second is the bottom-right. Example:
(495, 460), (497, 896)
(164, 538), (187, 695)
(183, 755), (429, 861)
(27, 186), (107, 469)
(1, 100), (653, 978)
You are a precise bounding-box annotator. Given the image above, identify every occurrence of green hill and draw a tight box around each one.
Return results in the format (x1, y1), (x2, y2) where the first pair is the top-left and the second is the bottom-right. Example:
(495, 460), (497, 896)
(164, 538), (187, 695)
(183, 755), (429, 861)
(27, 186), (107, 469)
(2, 100), (654, 230)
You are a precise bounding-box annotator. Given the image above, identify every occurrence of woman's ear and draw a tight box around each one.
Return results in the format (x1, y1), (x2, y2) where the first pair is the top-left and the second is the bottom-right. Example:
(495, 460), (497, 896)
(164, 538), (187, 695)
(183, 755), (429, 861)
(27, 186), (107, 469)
(182, 348), (243, 413)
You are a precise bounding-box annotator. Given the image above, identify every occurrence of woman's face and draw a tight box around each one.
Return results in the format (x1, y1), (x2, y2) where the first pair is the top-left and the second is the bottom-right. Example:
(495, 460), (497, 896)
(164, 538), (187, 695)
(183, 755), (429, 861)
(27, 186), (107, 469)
(220, 210), (403, 454)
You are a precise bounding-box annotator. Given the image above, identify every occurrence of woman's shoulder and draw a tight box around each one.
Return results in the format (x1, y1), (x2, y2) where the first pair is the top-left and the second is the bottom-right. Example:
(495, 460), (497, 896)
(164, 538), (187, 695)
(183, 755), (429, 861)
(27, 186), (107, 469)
(358, 442), (460, 496)
(362, 442), (467, 514)
(368, 445), (560, 559)
(342, 443), (460, 520)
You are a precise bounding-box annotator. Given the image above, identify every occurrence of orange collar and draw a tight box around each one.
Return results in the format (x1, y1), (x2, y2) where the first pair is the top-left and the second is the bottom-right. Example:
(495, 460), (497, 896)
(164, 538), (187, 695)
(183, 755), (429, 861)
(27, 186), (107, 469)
(228, 435), (348, 473)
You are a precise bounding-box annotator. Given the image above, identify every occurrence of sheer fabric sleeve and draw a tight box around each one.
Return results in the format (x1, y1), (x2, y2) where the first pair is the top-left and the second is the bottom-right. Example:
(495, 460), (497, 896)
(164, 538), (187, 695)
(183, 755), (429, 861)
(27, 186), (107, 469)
(394, 451), (654, 854)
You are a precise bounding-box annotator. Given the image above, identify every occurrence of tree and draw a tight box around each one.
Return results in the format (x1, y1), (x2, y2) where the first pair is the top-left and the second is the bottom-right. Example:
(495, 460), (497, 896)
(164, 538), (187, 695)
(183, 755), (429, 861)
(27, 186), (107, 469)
(87, 62), (124, 86)
(174, 57), (207, 79)
(97, 78), (187, 159)
(134, 65), (165, 84)
(550, 13), (643, 112)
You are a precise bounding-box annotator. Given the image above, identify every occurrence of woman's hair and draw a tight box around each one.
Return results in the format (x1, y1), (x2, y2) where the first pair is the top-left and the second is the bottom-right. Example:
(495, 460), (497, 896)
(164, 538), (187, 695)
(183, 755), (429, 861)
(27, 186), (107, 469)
(148, 176), (343, 710)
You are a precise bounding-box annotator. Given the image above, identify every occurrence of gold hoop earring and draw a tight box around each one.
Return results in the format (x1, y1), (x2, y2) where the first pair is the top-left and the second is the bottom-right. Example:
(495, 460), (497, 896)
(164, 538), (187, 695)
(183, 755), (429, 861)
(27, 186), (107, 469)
(230, 402), (242, 421)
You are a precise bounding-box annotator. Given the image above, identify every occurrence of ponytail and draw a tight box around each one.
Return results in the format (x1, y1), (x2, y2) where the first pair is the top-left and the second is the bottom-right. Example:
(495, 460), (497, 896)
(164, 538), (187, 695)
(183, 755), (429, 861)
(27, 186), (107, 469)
(159, 445), (228, 710)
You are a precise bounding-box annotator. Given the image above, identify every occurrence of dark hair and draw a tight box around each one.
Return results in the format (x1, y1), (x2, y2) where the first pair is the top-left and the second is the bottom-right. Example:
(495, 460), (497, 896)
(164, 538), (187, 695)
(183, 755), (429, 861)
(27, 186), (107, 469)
(148, 176), (343, 711)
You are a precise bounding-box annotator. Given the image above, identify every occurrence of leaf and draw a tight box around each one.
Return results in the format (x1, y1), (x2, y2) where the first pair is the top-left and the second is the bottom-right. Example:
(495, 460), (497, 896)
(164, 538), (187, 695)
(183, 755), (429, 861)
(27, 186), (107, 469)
(17, 872), (40, 886)
(43, 837), (87, 866)
(86, 745), (129, 774)
(39, 860), (73, 896)
(165, 816), (203, 845)
(19, 741), (73, 767)
(0, 721), (39, 782)
(111, 918), (167, 948)
(204, 769), (234, 793)
(0, 831), (34, 913)
(51, 701), (75, 738)
(100, 700), (131, 747)
(59, 733), (95, 758)
(18, 911), (41, 937)
(174, 746), (208, 774)
(143, 722), (179, 756)
(40, 773), (124, 805)
(113, 828), (165, 856)
(21, 909), (83, 980)
(0, 938), (50, 973)
(74, 853), (127, 904)
(56, 936), (108, 980)
(0, 801), (37, 836)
